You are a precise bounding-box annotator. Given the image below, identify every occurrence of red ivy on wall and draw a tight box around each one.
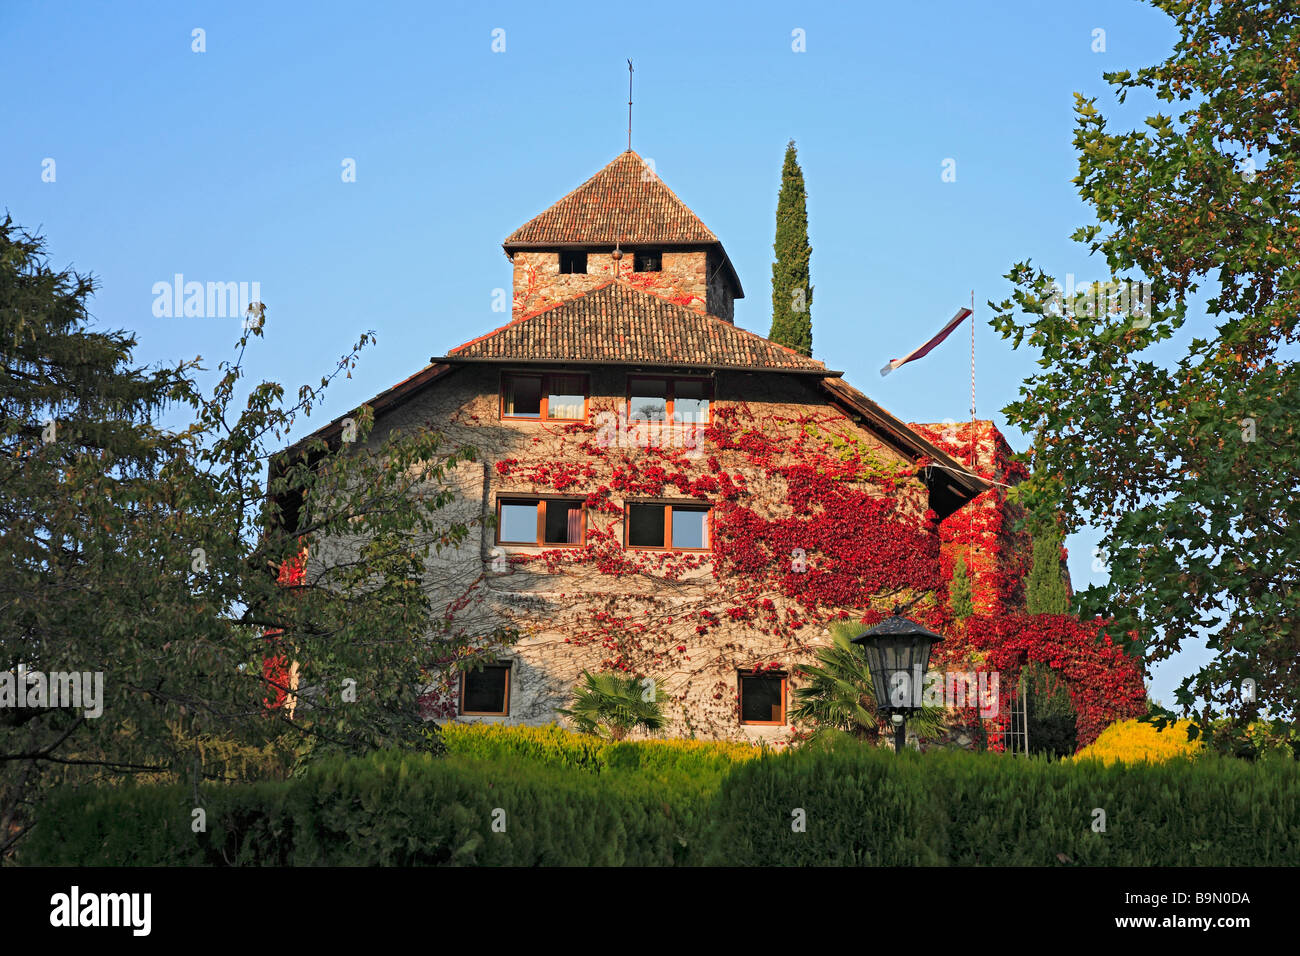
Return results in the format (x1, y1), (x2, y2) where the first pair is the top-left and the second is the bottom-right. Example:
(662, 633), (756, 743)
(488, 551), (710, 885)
(494, 403), (941, 693)
(908, 421), (1145, 749)
(416, 403), (1148, 748)
(937, 614), (1148, 749)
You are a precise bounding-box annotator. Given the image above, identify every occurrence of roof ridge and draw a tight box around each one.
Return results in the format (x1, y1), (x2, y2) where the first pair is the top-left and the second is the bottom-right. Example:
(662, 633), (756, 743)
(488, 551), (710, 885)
(441, 279), (827, 373)
(504, 151), (719, 247)
(603, 279), (826, 368)
(443, 294), (587, 355)
(626, 156), (719, 244)
(505, 158), (629, 243)
(450, 280), (821, 369)
(516, 277), (621, 322)
(446, 278), (629, 354)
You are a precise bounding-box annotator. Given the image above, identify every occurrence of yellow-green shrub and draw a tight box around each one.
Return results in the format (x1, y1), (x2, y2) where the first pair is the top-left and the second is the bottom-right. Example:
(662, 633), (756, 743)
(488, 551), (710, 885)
(1073, 718), (1204, 765)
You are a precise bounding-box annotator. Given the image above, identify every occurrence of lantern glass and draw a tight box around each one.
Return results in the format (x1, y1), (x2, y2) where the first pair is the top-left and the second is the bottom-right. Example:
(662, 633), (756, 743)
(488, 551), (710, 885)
(853, 617), (943, 715)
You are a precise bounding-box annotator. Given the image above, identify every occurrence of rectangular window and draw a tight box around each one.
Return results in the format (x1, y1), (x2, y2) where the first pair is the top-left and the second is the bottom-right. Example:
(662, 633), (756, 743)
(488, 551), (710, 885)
(633, 250), (662, 272)
(502, 374), (542, 418)
(671, 506), (709, 549)
(501, 372), (588, 422)
(739, 671), (786, 725)
(672, 378), (710, 424)
(558, 250), (588, 274)
(627, 376), (711, 424)
(625, 502), (710, 551)
(545, 373), (587, 421)
(496, 498), (585, 547)
(461, 663), (510, 716)
(628, 377), (668, 422)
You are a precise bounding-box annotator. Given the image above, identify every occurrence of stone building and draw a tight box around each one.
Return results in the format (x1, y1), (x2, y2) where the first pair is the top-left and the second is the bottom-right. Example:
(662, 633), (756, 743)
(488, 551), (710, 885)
(287, 149), (1034, 744)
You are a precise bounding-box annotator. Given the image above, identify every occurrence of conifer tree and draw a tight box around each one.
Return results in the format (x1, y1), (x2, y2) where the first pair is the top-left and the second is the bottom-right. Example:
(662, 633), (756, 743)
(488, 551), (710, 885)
(768, 140), (813, 355)
(0, 215), (499, 856)
(1026, 526), (1069, 615)
(950, 553), (975, 620)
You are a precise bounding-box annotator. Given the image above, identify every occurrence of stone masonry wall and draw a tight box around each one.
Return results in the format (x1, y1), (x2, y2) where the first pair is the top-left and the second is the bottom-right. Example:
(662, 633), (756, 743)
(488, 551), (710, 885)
(335, 365), (941, 744)
(511, 249), (722, 320)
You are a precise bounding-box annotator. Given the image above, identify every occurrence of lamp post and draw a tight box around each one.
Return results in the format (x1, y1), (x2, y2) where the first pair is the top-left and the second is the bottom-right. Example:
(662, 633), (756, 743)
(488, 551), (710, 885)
(852, 613), (946, 753)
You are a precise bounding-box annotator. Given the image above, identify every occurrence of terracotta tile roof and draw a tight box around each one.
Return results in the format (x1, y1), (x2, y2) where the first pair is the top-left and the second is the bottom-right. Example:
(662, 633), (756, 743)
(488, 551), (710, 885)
(439, 280), (829, 373)
(504, 151), (720, 247)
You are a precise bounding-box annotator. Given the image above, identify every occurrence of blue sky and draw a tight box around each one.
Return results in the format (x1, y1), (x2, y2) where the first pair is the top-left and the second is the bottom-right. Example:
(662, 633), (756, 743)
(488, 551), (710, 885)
(1, 0), (1204, 705)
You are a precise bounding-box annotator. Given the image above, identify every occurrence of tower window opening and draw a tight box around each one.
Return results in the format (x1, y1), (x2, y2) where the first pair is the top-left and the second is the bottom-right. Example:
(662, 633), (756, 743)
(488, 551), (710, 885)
(634, 250), (662, 273)
(559, 251), (588, 274)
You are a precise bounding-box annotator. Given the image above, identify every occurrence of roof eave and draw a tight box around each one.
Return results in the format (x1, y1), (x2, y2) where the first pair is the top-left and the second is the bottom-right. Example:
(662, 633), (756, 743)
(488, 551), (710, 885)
(279, 363), (458, 460)
(817, 377), (990, 516)
(716, 247), (744, 299)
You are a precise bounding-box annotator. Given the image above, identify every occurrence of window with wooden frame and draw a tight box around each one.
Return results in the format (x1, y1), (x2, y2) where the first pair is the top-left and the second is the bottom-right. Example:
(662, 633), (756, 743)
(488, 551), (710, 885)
(624, 502), (710, 551)
(496, 497), (586, 547)
(460, 663), (511, 716)
(627, 376), (711, 424)
(738, 671), (787, 725)
(500, 372), (588, 422)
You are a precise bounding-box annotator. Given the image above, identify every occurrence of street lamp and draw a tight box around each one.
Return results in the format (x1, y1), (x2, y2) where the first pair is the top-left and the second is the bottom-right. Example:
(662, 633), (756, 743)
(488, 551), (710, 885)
(852, 612), (946, 753)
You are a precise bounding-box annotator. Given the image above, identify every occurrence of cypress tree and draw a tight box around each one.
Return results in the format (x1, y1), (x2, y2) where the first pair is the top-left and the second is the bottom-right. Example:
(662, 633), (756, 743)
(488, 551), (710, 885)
(950, 553), (974, 620)
(769, 140), (813, 355)
(1026, 526), (1069, 614)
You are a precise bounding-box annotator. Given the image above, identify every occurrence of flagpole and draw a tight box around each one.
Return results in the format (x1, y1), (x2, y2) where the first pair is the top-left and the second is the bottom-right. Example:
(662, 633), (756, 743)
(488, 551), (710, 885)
(969, 288), (977, 614)
(969, 289), (976, 474)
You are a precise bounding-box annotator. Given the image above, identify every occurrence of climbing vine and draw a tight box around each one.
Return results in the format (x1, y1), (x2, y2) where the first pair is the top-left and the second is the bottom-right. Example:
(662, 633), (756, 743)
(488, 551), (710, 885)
(395, 397), (1146, 749)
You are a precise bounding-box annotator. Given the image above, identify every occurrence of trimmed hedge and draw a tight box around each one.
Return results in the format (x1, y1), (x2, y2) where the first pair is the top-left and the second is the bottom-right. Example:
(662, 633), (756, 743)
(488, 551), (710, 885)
(705, 740), (1299, 866)
(26, 750), (700, 866)
(19, 728), (1300, 866)
(439, 722), (758, 779)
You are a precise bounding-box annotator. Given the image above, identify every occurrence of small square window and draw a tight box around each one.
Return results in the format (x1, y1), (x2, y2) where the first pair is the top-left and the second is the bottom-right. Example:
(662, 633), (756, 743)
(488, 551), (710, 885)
(739, 672), (786, 725)
(545, 374), (586, 421)
(634, 250), (662, 272)
(544, 500), (584, 545)
(559, 251), (587, 275)
(462, 664), (510, 716)
(502, 375), (542, 418)
(672, 379), (710, 424)
(498, 502), (540, 544)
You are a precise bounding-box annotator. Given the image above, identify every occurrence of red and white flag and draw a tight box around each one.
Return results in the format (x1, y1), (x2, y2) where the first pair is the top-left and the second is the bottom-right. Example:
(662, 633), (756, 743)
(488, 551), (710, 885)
(880, 307), (973, 377)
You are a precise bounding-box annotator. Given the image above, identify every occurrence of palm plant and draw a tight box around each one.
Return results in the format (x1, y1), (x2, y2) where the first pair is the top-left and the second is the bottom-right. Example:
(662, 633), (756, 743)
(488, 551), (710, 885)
(557, 670), (666, 740)
(790, 621), (947, 742)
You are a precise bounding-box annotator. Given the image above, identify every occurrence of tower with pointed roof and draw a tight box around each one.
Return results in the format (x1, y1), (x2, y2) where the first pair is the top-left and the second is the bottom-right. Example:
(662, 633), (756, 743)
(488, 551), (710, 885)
(503, 150), (744, 323)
